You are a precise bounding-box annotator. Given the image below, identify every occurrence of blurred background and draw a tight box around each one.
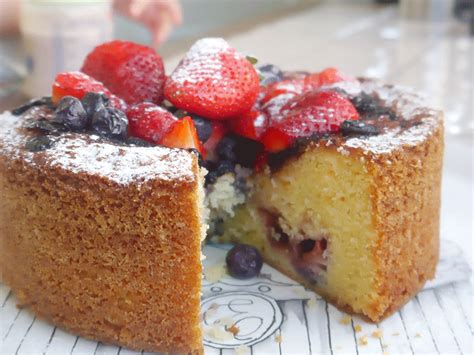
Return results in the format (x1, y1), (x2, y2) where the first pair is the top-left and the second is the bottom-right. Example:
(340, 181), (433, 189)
(0, 0), (473, 261)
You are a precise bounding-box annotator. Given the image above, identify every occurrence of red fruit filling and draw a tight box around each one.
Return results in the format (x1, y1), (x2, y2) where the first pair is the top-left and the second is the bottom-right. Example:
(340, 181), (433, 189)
(262, 209), (328, 283)
(81, 40), (166, 105)
(304, 67), (355, 89)
(230, 109), (268, 141)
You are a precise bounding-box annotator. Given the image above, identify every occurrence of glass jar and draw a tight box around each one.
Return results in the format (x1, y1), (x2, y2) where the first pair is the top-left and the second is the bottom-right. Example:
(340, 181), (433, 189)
(20, 0), (113, 98)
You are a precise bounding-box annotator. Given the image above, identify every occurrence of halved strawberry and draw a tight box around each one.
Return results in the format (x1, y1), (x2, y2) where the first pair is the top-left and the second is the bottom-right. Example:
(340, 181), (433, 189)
(304, 67), (354, 89)
(52, 71), (127, 111)
(127, 103), (177, 143)
(160, 116), (205, 155)
(230, 109), (268, 141)
(164, 38), (260, 120)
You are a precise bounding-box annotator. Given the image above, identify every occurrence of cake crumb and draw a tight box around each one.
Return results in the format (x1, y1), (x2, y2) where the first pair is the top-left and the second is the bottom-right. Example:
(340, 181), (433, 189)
(307, 297), (317, 309)
(202, 303), (219, 321)
(275, 331), (283, 343)
(204, 263), (226, 283)
(235, 346), (250, 355)
(392, 332), (400, 336)
(358, 336), (368, 346)
(354, 324), (362, 333)
(415, 332), (422, 338)
(372, 329), (383, 338)
(228, 324), (240, 336)
(383, 351), (390, 355)
(205, 324), (234, 341)
(339, 315), (352, 325)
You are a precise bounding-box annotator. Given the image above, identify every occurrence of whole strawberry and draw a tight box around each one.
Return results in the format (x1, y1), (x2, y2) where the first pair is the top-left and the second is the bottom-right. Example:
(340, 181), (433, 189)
(164, 38), (260, 120)
(81, 40), (166, 105)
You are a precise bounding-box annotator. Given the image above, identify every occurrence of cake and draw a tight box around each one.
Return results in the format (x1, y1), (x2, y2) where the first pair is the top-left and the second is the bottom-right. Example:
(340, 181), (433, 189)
(0, 38), (443, 352)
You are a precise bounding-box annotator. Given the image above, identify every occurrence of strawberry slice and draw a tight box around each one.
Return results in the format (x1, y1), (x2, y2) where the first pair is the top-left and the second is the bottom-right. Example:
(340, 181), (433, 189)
(52, 71), (126, 111)
(261, 79), (305, 105)
(230, 109), (268, 141)
(304, 67), (355, 89)
(164, 38), (260, 120)
(161, 116), (205, 155)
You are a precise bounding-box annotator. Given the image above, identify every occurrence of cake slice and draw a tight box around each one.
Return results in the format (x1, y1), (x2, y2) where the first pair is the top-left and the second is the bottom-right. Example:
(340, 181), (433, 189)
(220, 81), (443, 320)
(0, 111), (206, 353)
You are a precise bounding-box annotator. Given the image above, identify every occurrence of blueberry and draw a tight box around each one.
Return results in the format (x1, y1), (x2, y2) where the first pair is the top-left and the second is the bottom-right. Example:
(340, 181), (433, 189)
(340, 120), (379, 136)
(53, 96), (88, 131)
(226, 244), (263, 279)
(257, 64), (284, 86)
(350, 93), (378, 115)
(25, 136), (55, 152)
(217, 136), (237, 162)
(191, 115), (213, 142)
(81, 93), (109, 120)
(11, 97), (53, 116)
(91, 107), (128, 140)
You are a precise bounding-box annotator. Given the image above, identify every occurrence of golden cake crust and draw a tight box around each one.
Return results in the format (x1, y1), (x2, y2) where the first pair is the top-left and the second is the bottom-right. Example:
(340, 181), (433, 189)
(0, 113), (204, 353)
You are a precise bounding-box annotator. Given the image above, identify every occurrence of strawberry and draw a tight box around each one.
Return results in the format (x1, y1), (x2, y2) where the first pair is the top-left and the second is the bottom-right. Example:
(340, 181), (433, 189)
(254, 152), (268, 172)
(127, 103), (177, 143)
(81, 40), (166, 105)
(260, 79), (305, 105)
(230, 109), (268, 141)
(164, 38), (260, 120)
(304, 67), (354, 89)
(260, 90), (360, 153)
(160, 116), (204, 155)
(52, 71), (127, 111)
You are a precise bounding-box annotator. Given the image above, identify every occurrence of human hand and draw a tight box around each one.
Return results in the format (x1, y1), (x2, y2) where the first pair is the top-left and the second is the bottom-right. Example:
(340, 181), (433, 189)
(114, 0), (182, 47)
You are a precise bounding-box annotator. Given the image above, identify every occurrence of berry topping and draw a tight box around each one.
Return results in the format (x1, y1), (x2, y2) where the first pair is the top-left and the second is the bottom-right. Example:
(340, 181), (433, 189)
(52, 72), (126, 111)
(261, 79), (305, 105)
(91, 107), (128, 140)
(81, 93), (109, 118)
(226, 244), (263, 279)
(190, 115), (213, 142)
(53, 96), (88, 131)
(257, 63), (284, 86)
(127, 103), (178, 143)
(202, 122), (227, 160)
(230, 109), (268, 141)
(81, 40), (166, 105)
(261, 90), (360, 152)
(340, 120), (379, 136)
(304, 67), (355, 89)
(160, 116), (204, 154)
(164, 38), (260, 120)
(25, 136), (56, 152)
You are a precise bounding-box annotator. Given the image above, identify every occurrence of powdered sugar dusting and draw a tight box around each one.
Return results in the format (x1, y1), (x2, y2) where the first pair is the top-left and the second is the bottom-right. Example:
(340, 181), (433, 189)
(343, 80), (442, 155)
(170, 38), (236, 86)
(0, 112), (196, 186)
